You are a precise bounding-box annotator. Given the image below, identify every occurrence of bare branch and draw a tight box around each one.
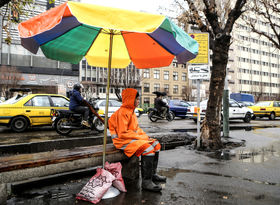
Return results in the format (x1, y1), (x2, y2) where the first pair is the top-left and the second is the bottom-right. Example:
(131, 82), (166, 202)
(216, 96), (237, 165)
(202, 0), (222, 34)
(224, 0), (247, 34)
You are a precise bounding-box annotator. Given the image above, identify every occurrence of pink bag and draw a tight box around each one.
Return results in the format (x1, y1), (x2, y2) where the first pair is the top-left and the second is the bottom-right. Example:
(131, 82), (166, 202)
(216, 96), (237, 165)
(105, 161), (127, 192)
(76, 168), (116, 204)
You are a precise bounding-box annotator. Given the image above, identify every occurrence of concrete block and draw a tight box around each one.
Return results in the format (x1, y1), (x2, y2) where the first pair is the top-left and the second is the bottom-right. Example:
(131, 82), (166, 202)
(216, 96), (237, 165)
(0, 183), (7, 205)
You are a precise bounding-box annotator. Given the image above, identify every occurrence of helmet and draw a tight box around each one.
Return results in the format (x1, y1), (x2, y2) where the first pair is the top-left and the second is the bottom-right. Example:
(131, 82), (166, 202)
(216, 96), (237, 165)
(73, 83), (84, 91)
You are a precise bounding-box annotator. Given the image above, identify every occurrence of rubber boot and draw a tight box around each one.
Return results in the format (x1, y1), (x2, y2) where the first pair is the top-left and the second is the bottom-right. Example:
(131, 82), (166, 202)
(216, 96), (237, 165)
(141, 155), (162, 192)
(152, 152), (167, 182)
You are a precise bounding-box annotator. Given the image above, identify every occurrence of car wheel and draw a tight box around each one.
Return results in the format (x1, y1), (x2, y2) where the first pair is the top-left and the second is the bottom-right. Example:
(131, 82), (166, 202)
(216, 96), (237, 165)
(10, 116), (29, 132)
(269, 112), (276, 120)
(193, 119), (197, 123)
(251, 115), (256, 120)
(243, 113), (251, 123)
(92, 117), (104, 133)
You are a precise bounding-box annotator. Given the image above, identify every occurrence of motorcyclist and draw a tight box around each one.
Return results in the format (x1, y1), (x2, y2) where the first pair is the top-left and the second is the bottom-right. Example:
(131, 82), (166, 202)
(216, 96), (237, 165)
(154, 92), (169, 117)
(69, 83), (90, 128)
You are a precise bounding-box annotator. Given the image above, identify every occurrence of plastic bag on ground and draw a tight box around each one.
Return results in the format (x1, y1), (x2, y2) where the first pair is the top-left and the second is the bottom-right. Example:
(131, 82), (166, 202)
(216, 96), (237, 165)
(76, 168), (116, 204)
(105, 161), (127, 192)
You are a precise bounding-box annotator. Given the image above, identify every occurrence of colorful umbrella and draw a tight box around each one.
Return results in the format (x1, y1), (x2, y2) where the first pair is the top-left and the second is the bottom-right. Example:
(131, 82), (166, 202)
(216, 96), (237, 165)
(18, 1), (199, 167)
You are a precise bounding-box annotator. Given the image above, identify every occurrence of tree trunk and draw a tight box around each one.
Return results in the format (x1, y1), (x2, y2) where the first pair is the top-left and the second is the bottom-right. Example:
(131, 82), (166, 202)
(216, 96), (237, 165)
(200, 35), (231, 150)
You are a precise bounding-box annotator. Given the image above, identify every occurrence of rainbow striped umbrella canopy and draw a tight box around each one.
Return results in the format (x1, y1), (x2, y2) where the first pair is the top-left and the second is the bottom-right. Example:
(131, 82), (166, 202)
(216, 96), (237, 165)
(18, 1), (199, 168)
(18, 1), (198, 69)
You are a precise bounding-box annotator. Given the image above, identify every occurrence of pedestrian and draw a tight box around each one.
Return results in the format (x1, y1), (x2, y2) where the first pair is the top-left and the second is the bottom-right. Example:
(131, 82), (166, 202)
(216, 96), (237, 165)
(69, 83), (90, 128)
(109, 88), (166, 192)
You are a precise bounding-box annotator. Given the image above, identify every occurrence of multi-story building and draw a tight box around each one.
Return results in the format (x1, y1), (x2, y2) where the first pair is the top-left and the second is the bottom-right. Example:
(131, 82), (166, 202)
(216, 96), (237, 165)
(189, 12), (280, 102)
(0, 0), (79, 98)
(232, 14), (280, 101)
(79, 59), (141, 100)
(141, 61), (190, 107)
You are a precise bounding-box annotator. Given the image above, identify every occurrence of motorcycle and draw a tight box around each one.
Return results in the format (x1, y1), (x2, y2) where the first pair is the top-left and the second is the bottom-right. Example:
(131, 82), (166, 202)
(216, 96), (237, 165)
(51, 101), (105, 136)
(147, 107), (175, 122)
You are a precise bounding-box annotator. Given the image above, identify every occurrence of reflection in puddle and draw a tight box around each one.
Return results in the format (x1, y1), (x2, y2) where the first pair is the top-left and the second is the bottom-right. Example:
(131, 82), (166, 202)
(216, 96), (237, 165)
(207, 142), (280, 163)
(237, 145), (280, 163)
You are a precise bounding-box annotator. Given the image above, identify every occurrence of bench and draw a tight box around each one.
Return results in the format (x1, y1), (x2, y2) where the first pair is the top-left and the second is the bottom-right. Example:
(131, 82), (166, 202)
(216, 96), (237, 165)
(0, 143), (139, 202)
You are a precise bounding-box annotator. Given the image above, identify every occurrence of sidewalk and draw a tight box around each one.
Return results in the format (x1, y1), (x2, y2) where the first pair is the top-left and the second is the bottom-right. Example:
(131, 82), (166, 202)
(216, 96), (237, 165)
(7, 127), (280, 205)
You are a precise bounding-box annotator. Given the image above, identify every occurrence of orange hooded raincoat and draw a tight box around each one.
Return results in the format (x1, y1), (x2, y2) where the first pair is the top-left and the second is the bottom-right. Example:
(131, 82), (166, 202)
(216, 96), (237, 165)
(109, 88), (154, 157)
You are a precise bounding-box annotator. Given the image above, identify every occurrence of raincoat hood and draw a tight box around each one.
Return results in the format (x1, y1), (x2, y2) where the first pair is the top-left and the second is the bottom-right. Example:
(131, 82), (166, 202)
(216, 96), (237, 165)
(121, 88), (137, 109)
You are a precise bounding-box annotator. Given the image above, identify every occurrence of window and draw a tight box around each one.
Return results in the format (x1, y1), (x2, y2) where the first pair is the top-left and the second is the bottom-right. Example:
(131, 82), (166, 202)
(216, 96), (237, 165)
(229, 101), (239, 107)
(31, 96), (51, 107)
(173, 72), (178, 81)
(91, 67), (97, 82)
(173, 85), (178, 94)
(182, 73), (187, 81)
(154, 83), (160, 92)
(99, 87), (103, 93)
(144, 97), (150, 106)
(182, 86), (186, 93)
(164, 71), (169, 80)
(154, 70), (160, 79)
(111, 100), (122, 107)
(173, 61), (178, 67)
(51, 96), (69, 107)
(164, 84), (169, 93)
(144, 83), (150, 92)
(143, 70), (150, 78)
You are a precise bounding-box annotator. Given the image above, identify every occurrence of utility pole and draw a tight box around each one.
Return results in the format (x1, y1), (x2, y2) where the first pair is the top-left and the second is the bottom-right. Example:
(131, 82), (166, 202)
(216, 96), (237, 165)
(223, 68), (229, 138)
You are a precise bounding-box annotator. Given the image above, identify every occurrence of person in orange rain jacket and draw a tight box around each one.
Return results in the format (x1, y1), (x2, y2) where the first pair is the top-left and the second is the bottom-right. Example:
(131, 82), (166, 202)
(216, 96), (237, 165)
(109, 88), (166, 192)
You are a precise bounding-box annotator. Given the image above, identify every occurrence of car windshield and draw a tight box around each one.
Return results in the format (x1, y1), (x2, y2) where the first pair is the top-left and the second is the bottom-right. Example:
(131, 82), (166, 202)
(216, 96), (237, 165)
(1, 94), (27, 104)
(200, 100), (208, 106)
(254, 101), (271, 106)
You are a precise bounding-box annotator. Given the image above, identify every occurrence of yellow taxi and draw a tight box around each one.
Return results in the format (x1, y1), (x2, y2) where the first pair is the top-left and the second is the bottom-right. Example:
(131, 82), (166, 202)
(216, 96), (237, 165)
(0, 94), (69, 132)
(249, 101), (280, 120)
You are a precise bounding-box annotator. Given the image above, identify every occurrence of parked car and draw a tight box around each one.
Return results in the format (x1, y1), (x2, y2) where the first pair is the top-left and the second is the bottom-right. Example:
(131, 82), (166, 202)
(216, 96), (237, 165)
(187, 99), (254, 123)
(136, 107), (144, 116)
(186, 101), (197, 106)
(0, 94), (69, 132)
(239, 101), (255, 107)
(93, 99), (140, 117)
(168, 100), (190, 118)
(249, 101), (280, 120)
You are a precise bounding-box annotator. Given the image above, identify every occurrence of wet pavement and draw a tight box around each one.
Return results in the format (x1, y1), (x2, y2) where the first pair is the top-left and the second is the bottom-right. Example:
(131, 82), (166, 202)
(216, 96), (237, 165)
(6, 127), (280, 205)
(1, 116), (280, 145)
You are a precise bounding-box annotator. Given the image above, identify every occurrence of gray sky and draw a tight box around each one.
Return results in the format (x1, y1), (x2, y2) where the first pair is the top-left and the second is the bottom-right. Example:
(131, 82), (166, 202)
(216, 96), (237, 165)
(81, 0), (173, 14)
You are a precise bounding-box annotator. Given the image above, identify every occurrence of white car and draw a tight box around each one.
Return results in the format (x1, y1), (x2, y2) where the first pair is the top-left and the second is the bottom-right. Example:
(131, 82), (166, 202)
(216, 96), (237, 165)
(93, 99), (140, 117)
(187, 99), (254, 123)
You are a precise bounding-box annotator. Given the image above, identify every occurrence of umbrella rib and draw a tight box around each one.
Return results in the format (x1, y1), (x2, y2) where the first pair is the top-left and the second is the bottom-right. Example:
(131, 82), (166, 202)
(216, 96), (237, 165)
(120, 31), (133, 63)
(84, 29), (102, 56)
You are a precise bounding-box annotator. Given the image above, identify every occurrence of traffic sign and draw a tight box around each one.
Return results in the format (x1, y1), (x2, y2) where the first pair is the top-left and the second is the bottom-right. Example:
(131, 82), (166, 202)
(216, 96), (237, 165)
(188, 65), (210, 79)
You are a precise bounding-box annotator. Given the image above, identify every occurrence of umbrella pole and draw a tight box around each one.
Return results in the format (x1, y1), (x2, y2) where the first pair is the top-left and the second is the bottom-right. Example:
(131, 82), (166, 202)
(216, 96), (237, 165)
(102, 30), (114, 168)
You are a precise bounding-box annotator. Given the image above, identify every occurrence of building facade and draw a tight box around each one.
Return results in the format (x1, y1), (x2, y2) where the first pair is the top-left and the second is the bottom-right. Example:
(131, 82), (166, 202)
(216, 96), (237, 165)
(79, 59), (141, 100)
(0, 0), (79, 98)
(141, 61), (190, 107)
(231, 14), (280, 101)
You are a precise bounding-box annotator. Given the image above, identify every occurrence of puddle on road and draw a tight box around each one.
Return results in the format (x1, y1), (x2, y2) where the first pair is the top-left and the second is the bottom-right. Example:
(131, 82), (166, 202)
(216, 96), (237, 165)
(159, 167), (280, 187)
(207, 142), (280, 163)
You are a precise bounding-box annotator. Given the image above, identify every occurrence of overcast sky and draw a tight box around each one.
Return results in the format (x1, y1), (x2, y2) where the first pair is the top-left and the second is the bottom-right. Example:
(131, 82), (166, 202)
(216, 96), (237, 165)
(81, 0), (173, 14)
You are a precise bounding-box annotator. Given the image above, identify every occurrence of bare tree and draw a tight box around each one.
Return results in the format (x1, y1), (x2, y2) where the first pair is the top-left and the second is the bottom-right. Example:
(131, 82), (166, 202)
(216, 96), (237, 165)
(109, 67), (141, 101)
(0, 66), (22, 98)
(177, 0), (247, 150)
(182, 85), (193, 101)
(244, 0), (279, 50)
(1, 0), (34, 44)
